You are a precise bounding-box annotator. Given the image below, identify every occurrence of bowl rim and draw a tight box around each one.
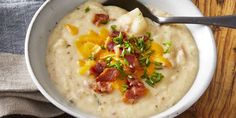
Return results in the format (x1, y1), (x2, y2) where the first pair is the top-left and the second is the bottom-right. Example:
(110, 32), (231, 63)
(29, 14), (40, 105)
(25, 0), (217, 118)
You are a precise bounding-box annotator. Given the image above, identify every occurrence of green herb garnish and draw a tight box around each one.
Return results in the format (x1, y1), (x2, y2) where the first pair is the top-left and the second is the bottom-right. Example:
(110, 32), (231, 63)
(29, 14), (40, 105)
(142, 71), (164, 87)
(108, 60), (123, 71)
(163, 40), (172, 54)
(108, 60), (127, 76)
(85, 7), (90, 13)
(139, 50), (154, 67)
(124, 58), (129, 65)
(120, 49), (127, 57)
(101, 20), (109, 24)
(141, 68), (164, 87)
(154, 61), (163, 70)
(121, 84), (129, 93)
(145, 58), (151, 66)
(111, 25), (117, 31)
(146, 32), (151, 38)
(141, 69), (149, 80)
(136, 37), (145, 52)
(149, 72), (164, 85)
(88, 54), (95, 60)
(120, 41), (134, 57)
(124, 41), (133, 54)
(105, 56), (113, 64)
(100, 45), (106, 50)
(113, 32), (123, 45)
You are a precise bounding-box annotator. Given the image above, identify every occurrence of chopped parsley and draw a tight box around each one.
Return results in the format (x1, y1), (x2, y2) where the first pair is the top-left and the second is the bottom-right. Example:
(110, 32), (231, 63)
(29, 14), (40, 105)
(85, 7), (90, 13)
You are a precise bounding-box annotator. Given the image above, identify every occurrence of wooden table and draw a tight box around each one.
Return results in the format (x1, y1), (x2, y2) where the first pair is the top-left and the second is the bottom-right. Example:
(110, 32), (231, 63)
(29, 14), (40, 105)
(178, 0), (236, 117)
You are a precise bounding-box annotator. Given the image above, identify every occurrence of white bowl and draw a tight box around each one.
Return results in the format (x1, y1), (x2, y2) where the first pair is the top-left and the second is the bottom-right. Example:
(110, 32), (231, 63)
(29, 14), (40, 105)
(25, 0), (217, 117)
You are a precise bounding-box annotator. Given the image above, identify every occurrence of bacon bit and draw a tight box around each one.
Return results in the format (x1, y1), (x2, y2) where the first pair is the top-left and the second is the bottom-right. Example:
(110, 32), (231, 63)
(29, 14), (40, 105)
(93, 14), (109, 26)
(138, 35), (149, 42)
(110, 31), (120, 38)
(124, 54), (140, 70)
(123, 78), (147, 104)
(110, 31), (127, 40)
(90, 61), (107, 76)
(96, 68), (120, 82)
(107, 41), (116, 51)
(93, 82), (113, 93)
(93, 68), (120, 93)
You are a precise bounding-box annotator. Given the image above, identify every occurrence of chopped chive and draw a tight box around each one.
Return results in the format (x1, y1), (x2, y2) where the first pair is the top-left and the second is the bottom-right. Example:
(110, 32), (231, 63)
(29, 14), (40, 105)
(111, 25), (117, 31)
(136, 37), (145, 52)
(85, 7), (90, 13)
(124, 58), (129, 65)
(88, 54), (95, 60)
(146, 32), (151, 38)
(108, 60), (127, 76)
(163, 40), (172, 54)
(101, 20), (109, 24)
(141, 69), (164, 87)
(154, 61), (163, 70)
(113, 32), (123, 44)
(121, 84), (129, 93)
(100, 45), (106, 50)
(105, 56), (112, 64)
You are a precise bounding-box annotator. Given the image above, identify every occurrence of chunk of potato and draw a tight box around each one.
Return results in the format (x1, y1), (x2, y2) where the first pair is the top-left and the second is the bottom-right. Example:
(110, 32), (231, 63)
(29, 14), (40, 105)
(116, 8), (148, 35)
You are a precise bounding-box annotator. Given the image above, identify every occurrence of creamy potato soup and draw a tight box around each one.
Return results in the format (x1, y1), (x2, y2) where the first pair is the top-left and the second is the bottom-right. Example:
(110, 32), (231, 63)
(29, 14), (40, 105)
(46, 1), (199, 118)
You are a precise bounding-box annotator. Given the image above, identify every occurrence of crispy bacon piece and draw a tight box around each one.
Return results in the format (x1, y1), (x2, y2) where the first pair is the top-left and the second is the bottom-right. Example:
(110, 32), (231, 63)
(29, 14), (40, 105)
(92, 68), (120, 93)
(90, 61), (107, 76)
(124, 54), (140, 70)
(93, 14), (109, 26)
(110, 31), (127, 40)
(110, 31), (120, 38)
(92, 82), (113, 93)
(96, 68), (120, 82)
(138, 35), (149, 42)
(123, 78), (147, 104)
(107, 41), (116, 51)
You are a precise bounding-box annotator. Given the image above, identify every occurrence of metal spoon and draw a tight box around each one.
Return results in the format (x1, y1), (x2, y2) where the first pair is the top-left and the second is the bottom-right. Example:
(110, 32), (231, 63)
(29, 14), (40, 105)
(103, 0), (236, 28)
